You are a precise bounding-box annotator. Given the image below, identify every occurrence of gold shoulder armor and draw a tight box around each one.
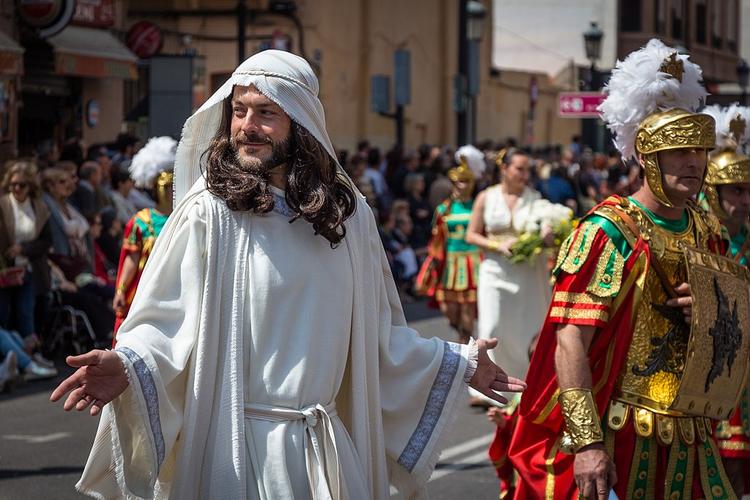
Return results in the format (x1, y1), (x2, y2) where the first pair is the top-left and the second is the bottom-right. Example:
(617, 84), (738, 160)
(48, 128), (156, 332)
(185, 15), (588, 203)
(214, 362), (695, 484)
(552, 219), (625, 298)
(554, 220), (600, 275)
(687, 199), (723, 246)
(592, 202), (640, 248)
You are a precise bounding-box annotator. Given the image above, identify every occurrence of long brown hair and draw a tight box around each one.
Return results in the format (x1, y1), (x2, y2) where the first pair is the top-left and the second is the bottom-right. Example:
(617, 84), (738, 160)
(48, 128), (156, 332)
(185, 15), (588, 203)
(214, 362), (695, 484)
(204, 97), (357, 246)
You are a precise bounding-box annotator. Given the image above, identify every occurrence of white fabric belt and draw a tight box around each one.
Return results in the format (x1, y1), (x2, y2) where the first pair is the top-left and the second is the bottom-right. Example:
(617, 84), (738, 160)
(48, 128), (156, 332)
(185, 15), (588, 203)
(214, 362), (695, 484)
(244, 402), (340, 500)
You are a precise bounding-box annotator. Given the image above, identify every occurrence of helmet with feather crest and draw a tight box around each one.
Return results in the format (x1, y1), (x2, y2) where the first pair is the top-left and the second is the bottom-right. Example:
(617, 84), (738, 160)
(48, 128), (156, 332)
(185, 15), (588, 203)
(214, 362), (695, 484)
(598, 39), (716, 207)
(702, 103), (750, 219)
(129, 136), (176, 213)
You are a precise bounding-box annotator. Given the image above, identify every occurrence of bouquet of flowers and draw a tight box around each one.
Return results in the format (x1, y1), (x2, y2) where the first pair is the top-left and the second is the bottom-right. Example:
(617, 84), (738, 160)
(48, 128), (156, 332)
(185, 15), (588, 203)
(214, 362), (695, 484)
(509, 200), (575, 264)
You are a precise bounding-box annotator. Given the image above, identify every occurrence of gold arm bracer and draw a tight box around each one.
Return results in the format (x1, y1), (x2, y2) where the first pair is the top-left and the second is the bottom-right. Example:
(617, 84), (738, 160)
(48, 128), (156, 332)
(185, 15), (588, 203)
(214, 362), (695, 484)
(558, 388), (604, 453)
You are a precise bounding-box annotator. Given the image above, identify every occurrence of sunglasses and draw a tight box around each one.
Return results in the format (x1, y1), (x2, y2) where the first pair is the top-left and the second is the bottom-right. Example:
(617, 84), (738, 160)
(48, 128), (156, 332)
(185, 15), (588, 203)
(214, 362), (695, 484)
(9, 182), (28, 189)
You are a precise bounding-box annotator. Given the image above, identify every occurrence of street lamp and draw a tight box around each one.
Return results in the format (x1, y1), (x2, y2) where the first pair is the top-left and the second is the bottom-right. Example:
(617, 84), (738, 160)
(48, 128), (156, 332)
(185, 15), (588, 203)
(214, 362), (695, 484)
(582, 21), (604, 151)
(467, 1), (486, 41)
(456, 0), (486, 146)
(737, 58), (749, 106)
(583, 21), (603, 89)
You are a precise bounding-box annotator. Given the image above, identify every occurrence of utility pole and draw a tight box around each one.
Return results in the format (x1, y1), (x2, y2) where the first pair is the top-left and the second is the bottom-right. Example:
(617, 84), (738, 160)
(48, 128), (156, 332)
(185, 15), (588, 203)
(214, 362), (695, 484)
(456, 0), (468, 146)
(237, 0), (247, 64)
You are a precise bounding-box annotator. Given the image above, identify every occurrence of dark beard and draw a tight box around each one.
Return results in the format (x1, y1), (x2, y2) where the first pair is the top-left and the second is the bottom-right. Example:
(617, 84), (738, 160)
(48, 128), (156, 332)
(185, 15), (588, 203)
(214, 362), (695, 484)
(230, 134), (291, 176)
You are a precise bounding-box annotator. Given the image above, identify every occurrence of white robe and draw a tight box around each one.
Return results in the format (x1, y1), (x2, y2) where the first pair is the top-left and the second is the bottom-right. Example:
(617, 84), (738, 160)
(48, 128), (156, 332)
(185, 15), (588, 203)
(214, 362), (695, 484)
(477, 185), (552, 380)
(76, 178), (473, 500)
(241, 186), (365, 499)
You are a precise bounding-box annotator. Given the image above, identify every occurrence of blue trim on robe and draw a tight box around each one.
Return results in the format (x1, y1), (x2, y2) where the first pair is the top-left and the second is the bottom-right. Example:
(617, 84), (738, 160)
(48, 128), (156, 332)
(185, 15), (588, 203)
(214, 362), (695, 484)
(117, 346), (166, 469)
(271, 191), (297, 218)
(397, 341), (462, 472)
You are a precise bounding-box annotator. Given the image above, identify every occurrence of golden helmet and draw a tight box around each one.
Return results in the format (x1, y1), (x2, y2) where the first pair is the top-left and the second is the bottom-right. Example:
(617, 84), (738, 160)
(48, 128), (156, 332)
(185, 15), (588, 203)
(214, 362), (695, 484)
(703, 104), (750, 218)
(599, 39), (715, 207)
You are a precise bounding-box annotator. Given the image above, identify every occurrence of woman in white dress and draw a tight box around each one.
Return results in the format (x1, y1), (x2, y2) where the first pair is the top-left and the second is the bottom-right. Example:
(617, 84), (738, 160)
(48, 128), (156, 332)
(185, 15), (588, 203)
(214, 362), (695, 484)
(466, 149), (552, 388)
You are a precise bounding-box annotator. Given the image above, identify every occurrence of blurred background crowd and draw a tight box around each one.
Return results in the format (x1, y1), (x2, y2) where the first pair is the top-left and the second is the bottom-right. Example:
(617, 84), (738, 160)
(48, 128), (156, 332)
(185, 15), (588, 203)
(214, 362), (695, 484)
(0, 132), (156, 390)
(340, 136), (640, 302)
(0, 131), (640, 393)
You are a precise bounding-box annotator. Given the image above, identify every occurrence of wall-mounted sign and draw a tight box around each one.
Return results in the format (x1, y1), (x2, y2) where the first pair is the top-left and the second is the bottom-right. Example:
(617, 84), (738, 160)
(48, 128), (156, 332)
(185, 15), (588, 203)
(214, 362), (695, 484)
(86, 99), (100, 127)
(558, 92), (605, 118)
(72, 0), (114, 28)
(126, 21), (163, 59)
(16, 0), (75, 38)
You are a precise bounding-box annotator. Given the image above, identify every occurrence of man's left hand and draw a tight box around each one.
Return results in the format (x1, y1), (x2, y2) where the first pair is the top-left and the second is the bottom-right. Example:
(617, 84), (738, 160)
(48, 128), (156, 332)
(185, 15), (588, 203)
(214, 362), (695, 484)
(469, 338), (526, 405)
(666, 282), (692, 324)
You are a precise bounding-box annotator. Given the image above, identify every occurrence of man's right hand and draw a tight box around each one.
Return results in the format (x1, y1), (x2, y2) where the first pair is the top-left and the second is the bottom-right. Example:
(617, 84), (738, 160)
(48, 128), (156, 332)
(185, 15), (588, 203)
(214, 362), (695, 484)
(574, 443), (617, 500)
(50, 350), (129, 416)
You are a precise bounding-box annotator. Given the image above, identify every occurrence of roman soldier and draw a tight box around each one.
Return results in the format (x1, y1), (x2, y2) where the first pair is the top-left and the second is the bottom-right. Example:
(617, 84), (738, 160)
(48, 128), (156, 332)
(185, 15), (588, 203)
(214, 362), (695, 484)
(415, 145), (483, 343)
(701, 103), (750, 496)
(509, 39), (750, 500)
(112, 137), (175, 337)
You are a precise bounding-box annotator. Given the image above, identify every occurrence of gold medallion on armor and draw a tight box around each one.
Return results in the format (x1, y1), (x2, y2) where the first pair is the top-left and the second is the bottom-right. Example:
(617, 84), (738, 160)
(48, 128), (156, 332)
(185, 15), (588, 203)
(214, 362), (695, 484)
(669, 246), (750, 420)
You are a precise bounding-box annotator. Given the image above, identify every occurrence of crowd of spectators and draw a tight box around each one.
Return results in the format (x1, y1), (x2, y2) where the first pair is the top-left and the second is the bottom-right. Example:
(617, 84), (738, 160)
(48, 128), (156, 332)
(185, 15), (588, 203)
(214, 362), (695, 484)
(0, 132), (640, 392)
(0, 133), (155, 392)
(340, 136), (641, 302)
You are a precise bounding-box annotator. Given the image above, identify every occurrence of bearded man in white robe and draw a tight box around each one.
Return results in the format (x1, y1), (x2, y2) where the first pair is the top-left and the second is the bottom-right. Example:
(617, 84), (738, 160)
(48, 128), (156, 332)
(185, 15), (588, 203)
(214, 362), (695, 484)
(50, 50), (524, 500)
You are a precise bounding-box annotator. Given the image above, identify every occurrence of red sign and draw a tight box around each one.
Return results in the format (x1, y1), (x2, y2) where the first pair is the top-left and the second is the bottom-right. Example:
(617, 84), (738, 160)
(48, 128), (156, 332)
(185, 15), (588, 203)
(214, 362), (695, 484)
(72, 0), (114, 28)
(17, 0), (75, 37)
(16, 0), (62, 26)
(558, 92), (606, 118)
(126, 21), (163, 59)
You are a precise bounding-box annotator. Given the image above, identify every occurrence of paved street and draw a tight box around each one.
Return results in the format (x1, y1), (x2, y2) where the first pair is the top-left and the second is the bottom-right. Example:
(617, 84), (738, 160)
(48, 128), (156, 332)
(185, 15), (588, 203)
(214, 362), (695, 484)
(0, 300), (501, 500)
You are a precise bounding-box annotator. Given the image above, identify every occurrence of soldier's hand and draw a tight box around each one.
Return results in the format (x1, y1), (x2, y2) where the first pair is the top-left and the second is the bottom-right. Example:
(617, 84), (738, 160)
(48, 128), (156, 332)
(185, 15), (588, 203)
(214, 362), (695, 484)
(574, 443), (617, 500)
(666, 282), (692, 323)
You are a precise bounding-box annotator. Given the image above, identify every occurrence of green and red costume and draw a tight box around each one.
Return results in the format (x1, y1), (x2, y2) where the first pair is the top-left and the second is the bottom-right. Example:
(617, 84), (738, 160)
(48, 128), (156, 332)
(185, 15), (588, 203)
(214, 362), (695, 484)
(416, 199), (480, 305)
(508, 196), (732, 499)
(113, 208), (168, 335)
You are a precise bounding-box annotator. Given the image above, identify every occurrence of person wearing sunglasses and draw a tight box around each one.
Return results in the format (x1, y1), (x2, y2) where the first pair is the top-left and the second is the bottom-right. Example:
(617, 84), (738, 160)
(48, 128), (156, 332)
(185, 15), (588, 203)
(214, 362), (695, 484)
(0, 160), (54, 369)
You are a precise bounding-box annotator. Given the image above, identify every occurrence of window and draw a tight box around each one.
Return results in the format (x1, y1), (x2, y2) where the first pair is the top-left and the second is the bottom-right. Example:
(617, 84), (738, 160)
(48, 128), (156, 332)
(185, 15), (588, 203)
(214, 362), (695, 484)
(672, 0), (684, 40)
(695, 0), (707, 45)
(620, 0), (641, 32)
(711, 0), (723, 48)
(727, 0), (738, 52)
(655, 0), (667, 34)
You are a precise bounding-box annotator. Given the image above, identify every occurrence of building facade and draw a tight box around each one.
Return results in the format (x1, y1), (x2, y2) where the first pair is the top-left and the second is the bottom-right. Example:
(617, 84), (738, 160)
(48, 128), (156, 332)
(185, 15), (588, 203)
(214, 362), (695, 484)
(618, 0), (742, 98)
(2, 0), (138, 159)
(124, 0), (577, 153)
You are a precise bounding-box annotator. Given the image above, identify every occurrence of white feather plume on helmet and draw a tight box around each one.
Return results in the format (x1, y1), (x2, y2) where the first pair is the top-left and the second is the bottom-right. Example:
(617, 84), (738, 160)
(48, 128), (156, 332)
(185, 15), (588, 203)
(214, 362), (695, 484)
(598, 39), (708, 161)
(454, 145), (486, 179)
(702, 103), (749, 152)
(129, 136), (177, 189)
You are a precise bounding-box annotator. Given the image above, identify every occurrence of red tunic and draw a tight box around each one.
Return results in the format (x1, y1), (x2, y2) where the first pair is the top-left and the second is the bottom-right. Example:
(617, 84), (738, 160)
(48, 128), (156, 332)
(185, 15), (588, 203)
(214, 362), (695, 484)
(508, 196), (729, 500)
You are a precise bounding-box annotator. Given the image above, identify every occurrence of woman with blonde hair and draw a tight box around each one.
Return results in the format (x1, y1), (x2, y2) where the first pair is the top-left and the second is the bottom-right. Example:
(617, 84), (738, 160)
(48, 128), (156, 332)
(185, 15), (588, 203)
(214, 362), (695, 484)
(0, 161), (57, 378)
(42, 167), (92, 277)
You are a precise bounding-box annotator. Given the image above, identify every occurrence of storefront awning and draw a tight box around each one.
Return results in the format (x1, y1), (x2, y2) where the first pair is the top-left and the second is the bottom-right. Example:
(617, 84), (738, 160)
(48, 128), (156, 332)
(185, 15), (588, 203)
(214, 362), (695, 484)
(47, 26), (138, 80)
(0, 29), (24, 76)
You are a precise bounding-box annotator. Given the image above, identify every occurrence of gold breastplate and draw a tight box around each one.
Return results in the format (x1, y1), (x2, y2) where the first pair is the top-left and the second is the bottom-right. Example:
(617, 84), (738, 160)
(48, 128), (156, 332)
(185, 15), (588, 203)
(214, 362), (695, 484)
(615, 212), (697, 416)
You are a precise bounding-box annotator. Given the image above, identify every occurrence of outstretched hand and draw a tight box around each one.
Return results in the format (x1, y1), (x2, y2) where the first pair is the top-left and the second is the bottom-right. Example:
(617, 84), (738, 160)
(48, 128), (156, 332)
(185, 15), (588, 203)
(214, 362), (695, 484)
(50, 349), (129, 416)
(468, 338), (526, 405)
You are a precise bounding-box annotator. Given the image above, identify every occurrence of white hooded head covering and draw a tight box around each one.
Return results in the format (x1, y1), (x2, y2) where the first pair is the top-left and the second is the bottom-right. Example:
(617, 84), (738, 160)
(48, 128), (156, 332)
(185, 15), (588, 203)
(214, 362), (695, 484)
(174, 50), (343, 205)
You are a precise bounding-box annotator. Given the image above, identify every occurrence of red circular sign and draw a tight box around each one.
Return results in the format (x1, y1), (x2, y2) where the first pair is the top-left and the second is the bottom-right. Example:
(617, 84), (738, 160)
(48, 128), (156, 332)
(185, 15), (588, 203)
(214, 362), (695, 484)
(17, 0), (61, 27)
(126, 21), (164, 59)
